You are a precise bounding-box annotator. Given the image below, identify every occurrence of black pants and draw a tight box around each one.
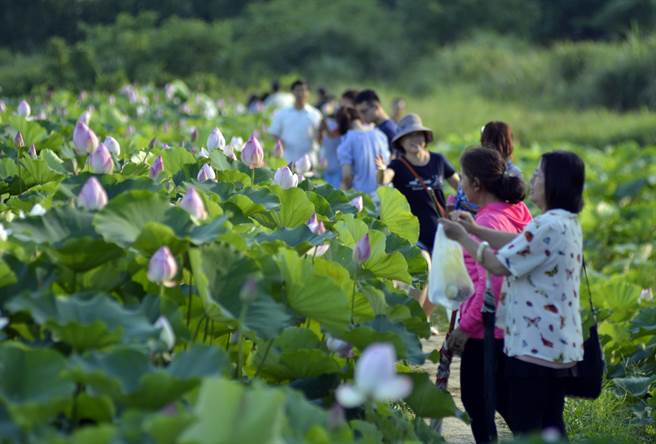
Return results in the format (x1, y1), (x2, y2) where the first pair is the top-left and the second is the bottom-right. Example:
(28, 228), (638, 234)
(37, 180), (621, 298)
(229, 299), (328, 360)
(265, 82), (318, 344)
(460, 338), (509, 443)
(503, 356), (567, 438)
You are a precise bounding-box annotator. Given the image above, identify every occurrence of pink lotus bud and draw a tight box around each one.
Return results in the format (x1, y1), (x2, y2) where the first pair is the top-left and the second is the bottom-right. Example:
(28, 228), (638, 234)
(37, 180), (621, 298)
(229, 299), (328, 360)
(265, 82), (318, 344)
(147, 246), (178, 286)
(198, 148), (210, 159)
(14, 131), (25, 148)
(190, 127), (198, 142)
(73, 121), (99, 155)
(103, 136), (120, 155)
(165, 83), (175, 100)
(239, 277), (259, 303)
(350, 196), (364, 212)
(154, 316), (175, 350)
(353, 234), (371, 264)
(197, 163), (216, 183)
(160, 143), (171, 151)
(326, 333), (352, 357)
(241, 133), (265, 169)
(306, 213), (326, 235)
(180, 187), (208, 221)
(273, 166), (298, 189)
(28, 144), (37, 159)
(222, 143), (236, 160)
(78, 110), (92, 125)
(273, 139), (284, 158)
(207, 128), (226, 151)
(639, 288), (654, 303)
(126, 125), (136, 137)
(150, 155), (164, 179)
(77, 177), (108, 210)
(89, 143), (114, 174)
(294, 154), (312, 174)
(327, 403), (346, 430)
(17, 100), (30, 117)
(0, 100), (6, 113)
(229, 136), (244, 152)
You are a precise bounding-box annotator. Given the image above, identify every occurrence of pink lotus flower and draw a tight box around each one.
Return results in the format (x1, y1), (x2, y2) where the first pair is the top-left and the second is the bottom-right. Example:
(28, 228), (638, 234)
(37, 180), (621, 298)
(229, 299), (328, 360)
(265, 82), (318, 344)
(154, 316), (175, 350)
(89, 143), (114, 174)
(241, 133), (265, 169)
(207, 128), (226, 151)
(180, 187), (208, 221)
(73, 121), (99, 155)
(14, 131), (24, 148)
(77, 177), (108, 210)
(335, 343), (412, 408)
(273, 139), (284, 158)
(306, 213), (329, 256)
(103, 136), (120, 155)
(28, 144), (37, 159)
(17, 100), (30, 118)
(294, 154), (312, 174)
(273, 166), (298, 189)
(350, 196), (364, 212)
(147, 246), (178, 287)
(190, 127), (198, 142)
(197, 164), (216, 183)
(150, 155), (164, 179)
(353, 234), (371, 264)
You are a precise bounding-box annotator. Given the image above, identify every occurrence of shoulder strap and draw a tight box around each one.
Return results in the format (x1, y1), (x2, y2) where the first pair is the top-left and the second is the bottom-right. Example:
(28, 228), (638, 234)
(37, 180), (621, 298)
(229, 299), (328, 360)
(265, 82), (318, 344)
(582, 257), (597, 321)
(397, 156), (447, 218)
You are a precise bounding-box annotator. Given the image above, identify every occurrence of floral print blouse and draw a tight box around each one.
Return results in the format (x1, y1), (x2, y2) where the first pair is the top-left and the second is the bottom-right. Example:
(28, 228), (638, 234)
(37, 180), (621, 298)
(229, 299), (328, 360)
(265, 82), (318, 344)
(496, 209), (584, 363)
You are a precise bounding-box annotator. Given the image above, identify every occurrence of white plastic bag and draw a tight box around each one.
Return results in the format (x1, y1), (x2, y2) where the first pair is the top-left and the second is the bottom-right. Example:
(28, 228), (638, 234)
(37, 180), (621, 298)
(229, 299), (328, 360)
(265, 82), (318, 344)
(428, 224), (474, 310)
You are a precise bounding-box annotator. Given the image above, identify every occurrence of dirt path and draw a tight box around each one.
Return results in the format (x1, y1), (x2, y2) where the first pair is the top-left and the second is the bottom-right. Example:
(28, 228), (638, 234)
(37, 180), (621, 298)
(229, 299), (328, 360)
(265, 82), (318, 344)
(418, 332), (512, 444)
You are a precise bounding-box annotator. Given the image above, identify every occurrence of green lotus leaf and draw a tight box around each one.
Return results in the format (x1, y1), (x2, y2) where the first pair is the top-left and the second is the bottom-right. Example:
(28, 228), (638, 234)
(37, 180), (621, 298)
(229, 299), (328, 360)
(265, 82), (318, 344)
(160, 146), (197, 179)
(276, 187), (315, 228)
(10, 206), (96, 244)
(364, 230), (412, 283)
(0, 344), (75, 428)
(48, 237), (125, 272)
(404, 372), (458, 419)
(333, 213), (368, 247)
(377, 186), (419, 244)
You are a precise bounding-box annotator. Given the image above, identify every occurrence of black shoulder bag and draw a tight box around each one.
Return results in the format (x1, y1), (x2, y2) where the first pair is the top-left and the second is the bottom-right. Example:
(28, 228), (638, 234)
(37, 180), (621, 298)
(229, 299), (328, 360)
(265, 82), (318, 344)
(560, 259), (605, 399)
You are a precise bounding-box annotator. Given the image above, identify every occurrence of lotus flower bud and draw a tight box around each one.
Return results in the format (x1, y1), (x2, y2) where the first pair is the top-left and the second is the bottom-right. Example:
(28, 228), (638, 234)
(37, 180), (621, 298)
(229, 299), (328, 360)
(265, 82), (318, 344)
(17, 100), (30, 117)
(190, 127), (198, 142)
(222, 143), (236, 160)
(294, 154), (312, 174)
(207, 128), (226, 151)
(350, 196), (364, 212)
(78, 109), (92, 125)
(154, 316), (175, 350)
(0, 223), (10, 241)
(0, 100), (6, 113)
(197, 163), (216, 183)
(89, 143), (114, 174)
(150, 155), (164, 179)
(165, 83), (175, 100)
(28, 144), (37, 159)
(103, 136), (120, 155)
(73, 121), (99, 155)
(229, 136), (244, 152)
(273, 139), (284, 158)
(273, 166), (298, 189)
(160, 143), (171, 151)
(327, 403), (346, 430)
(326, 333), (352, 357)
(180, 187), (208, 221)
(198, 148), (210, 159)
(29, 204), (47, 216)
(147, 246), (178, 286)
(14, 131), (25, 148)
(77, 177), (108, 210)
(353, 234), (371, 264)
(241, 133), (265, 169)
(306, 213), (326, 235)
(239, 277), (259, 303)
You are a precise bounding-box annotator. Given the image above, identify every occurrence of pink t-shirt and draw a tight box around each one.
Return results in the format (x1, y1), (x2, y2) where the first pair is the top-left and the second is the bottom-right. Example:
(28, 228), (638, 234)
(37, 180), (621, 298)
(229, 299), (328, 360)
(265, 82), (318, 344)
(459, 201), (532, 339)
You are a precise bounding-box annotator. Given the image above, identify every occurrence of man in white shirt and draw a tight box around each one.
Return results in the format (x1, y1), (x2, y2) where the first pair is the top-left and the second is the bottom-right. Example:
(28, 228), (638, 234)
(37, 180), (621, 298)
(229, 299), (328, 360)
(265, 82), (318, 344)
(268, 79), (322, 164)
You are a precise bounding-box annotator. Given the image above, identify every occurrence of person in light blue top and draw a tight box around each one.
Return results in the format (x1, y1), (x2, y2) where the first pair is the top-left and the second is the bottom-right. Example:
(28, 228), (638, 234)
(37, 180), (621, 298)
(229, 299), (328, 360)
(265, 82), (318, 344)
(450, 121), (523, 213)
(319, 101), (343, 188)
(337, 106), (390, 195)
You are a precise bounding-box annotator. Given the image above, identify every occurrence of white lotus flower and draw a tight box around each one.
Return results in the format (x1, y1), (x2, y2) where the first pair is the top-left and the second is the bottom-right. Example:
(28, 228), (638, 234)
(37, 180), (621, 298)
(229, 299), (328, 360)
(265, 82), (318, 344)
(207, 128), (226, 151)
(335, 343), (412, 408)
(273, 166), (298, 189)
(294, 154), (312, 174)
(17, 100), (30, 117)
(0, 223), (11, 241)
(29, 204), (47, 216)
(103, 136), (121, 155)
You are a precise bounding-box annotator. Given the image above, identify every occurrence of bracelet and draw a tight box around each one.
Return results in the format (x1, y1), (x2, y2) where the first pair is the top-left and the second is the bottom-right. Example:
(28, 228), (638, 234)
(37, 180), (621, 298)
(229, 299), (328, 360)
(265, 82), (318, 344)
(476, 241), (490, 263)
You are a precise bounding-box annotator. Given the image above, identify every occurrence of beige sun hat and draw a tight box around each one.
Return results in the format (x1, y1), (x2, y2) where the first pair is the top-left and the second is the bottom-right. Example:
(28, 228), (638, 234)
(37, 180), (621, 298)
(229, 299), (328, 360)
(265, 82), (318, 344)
(391, 113), (434, 149)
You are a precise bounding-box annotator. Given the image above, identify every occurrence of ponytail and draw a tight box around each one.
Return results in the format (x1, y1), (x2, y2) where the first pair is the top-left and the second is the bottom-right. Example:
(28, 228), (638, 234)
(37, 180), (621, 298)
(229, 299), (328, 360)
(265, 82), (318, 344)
(461, 147), (526, 204)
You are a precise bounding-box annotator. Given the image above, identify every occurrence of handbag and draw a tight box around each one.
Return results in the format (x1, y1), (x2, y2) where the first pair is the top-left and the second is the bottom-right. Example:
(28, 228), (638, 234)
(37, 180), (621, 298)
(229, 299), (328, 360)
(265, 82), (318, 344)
(397, 156), (447, 218)
(559, 259), (605, 399)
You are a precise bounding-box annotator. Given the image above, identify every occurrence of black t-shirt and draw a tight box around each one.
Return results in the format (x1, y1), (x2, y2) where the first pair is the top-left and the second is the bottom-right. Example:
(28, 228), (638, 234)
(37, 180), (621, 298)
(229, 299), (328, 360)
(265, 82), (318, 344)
(389, 152), (456, 251)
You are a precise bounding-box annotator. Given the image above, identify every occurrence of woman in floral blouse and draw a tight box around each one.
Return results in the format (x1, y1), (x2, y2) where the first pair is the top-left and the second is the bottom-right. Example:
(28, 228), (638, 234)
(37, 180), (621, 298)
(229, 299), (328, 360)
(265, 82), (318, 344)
(440, 151), (586, 438)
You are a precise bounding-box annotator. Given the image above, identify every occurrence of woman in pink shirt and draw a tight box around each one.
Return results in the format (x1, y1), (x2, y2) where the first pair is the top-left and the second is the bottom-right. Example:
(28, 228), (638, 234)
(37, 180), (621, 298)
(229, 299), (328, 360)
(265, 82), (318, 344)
(446, 147), (532, 443)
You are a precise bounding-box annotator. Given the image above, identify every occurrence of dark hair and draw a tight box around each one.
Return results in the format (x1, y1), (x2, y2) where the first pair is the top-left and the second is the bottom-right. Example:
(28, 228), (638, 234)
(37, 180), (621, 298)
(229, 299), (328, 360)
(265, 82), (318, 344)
(460, 147), (526, 204)
(481, 121), (514, 160)
(341, 89), (358, 102)
(541, 151), (585, 213)
(335, 106), (362, 135)
(354, 89), (381, 106)
(271, 80), (280, 92)
(290, 79), (309, 90)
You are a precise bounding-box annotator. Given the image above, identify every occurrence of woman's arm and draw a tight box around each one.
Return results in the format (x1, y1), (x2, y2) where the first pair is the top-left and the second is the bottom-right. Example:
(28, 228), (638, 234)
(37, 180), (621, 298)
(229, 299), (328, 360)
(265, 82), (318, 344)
(440, 218), (511, 276)
(446, 173), (460, 190)
(375, 154), (394, 185)
(450, 210), (517, 249)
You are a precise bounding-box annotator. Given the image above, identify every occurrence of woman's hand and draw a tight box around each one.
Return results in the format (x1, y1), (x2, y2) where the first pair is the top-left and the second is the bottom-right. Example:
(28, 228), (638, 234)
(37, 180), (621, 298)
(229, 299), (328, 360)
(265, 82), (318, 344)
(446, 327), (469, 355)
(439, 218), (468, 242)
(449, 210), (478, 234)
(375, 154), (387, 171)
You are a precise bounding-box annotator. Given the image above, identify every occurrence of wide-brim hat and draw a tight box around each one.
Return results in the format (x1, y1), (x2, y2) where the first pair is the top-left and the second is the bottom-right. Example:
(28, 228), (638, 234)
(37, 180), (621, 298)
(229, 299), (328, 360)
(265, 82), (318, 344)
(391, 113), (433, 149)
